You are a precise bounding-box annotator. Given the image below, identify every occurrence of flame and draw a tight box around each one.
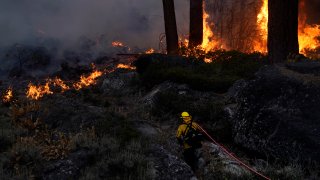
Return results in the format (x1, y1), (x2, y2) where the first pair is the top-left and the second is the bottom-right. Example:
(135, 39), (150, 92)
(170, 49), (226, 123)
(73, 70), (103, 90)
(5, 63), (122, 101)
(25, 68), (103, 99)
(179, 0), (320, 58)
(50, 78), (70, 92)
(117, 64), (136, 70)
(298, 0), (320, 55)
(299, 25), (320, 54)
(26, 82), (53, 100)
(254, 0), (268, 53)
(201, 8), (218, 52)
(112, 41), (124, 47)
(145, 48), (155, 54)
(179, 2), (223, 58)
(255, 0), (320, 56)
(2, 87), (13, 103)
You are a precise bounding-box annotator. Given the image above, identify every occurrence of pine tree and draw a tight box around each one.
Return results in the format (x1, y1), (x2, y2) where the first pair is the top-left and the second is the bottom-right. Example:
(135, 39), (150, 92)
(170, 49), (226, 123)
(162, 0), (179, 55)
(268, 0), (299, 63)
(189, 0), (204, 48)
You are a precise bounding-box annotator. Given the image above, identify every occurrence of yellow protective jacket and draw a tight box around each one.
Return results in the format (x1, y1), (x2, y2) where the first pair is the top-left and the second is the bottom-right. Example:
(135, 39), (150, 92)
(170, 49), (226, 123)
(176, 122), (202, 149)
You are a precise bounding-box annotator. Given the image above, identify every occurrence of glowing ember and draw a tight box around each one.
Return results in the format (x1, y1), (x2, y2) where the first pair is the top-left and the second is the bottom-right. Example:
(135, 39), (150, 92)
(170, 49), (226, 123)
(254, 0), (268, 53)
(50, 78), (70, 92)
(73, 70), (103, 90)
(204, 58), (212, 63)
(2, 87), (13, 103)
(26, 82), (53, 100)
(117, 64), (136, 70)
(112, 41), (124, 47)
(182, 38), (189, 48)
(145, 48), (155, 54)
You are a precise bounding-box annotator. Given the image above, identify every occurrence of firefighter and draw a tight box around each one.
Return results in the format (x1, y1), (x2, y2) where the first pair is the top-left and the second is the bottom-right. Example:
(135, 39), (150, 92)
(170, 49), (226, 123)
(176, 112), (204, 171)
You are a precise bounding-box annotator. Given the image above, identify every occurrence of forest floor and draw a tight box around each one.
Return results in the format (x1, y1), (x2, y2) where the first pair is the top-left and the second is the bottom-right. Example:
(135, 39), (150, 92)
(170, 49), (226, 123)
(1, 53), (319, 179)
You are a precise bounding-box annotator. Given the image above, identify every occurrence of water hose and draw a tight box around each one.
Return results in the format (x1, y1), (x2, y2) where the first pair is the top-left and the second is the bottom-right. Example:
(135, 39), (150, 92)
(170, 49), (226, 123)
(197, 124), (271, 180)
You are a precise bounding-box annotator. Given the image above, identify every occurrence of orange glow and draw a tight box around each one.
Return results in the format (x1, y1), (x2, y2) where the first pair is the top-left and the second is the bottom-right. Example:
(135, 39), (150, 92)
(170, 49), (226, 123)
(2, 87), (13, 103)
(73, 70), (103, 90)
(26, 82), (53, 100)
(204, 58), (212, 63)
(145, 48), (155, 54)
(112, 41), (124, 47)
(179, 4), (220, 58)
(299, 25), (320, 54)
(253, 0), (268, 53)
(180, 0), (320, 58)
(117, 64), (136, 70)
(298, 0), (320, 55)
(201, 8), (218, 52)
(255, 0), (320, 56)
(50, 78), (70, 92)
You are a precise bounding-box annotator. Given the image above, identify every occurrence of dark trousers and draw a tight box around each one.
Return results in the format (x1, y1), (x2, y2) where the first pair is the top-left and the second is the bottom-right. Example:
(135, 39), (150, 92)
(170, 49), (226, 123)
(183, 148), (198, 171)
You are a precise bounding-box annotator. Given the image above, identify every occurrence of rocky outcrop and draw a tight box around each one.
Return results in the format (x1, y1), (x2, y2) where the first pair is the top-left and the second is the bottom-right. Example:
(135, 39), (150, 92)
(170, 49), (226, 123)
(148, 144), (195, 180)
(228, 64), (320, 163)
(101, 71), (137, 94)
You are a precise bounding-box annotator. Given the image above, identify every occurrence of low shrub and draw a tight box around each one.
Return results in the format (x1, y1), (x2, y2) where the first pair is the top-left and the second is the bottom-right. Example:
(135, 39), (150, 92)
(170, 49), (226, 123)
(95, 112), (140, 144)
(77, 113), (150, 179)
(134, 51), (267, 93)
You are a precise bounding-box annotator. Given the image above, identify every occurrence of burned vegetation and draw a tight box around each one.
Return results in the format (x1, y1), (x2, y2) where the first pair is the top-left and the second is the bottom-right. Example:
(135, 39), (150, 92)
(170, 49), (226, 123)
(1, 0), (320, 179)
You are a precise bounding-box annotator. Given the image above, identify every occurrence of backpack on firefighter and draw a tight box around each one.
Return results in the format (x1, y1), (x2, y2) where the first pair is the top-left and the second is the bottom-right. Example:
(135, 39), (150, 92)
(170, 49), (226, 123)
(183, 122), (203, 148)
(177, 112), (204, 149)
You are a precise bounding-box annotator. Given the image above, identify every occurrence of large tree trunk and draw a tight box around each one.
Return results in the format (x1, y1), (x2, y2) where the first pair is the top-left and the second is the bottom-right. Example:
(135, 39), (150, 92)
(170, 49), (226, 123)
(268, 0), (299, 63)
(162, 0), (179, 55)
(189, 0), (203, 48)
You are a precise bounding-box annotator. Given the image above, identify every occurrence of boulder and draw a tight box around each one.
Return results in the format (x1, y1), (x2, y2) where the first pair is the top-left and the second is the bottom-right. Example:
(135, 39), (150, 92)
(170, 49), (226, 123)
(148, 144), (195, 180)
(286, 62), (320, 75)
(228, 64), (320, 163)
(101, 72), (137, 94)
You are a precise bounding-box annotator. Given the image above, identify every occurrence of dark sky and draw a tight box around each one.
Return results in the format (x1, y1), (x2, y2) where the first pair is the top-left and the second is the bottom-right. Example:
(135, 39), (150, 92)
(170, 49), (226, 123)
(0, 0), (189, 49)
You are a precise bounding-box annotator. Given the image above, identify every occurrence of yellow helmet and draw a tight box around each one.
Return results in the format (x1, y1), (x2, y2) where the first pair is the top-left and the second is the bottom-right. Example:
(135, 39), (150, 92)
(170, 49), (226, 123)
(181, 112), (190, 117)
(181, 112), (192, 123)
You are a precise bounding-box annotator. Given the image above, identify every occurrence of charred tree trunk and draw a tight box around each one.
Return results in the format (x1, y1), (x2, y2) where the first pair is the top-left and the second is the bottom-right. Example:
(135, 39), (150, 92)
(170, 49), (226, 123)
(268, 0), (299, 63)
(189, 0), (203, 48)
(162, 0), (179, 55)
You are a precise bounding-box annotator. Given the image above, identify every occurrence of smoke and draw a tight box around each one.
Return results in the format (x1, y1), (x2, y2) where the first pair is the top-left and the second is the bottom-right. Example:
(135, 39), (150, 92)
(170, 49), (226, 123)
(0, 0), (189, 77)
(305, 0), (320, 24)
(0, 0), (189, 50)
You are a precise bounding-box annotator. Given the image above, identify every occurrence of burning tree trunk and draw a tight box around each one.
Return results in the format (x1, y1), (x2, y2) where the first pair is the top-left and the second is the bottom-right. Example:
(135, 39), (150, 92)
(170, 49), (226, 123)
(189, 0), (204, 48)
(268, 0), (299, 63)
(162, 0), (179, 55)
